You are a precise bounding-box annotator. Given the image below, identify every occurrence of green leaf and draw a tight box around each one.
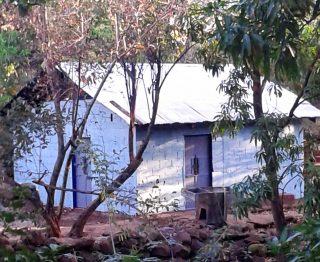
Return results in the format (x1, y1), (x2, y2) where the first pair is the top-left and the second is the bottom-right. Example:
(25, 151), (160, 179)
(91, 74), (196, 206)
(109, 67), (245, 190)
(243, 34), (251, 56)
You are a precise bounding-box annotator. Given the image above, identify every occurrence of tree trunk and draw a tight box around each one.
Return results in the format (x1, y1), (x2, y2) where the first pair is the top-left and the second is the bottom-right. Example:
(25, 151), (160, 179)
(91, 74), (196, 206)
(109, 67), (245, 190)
(68, 55), (185, 238)
(252, 70), (263, 119)
(29, 185), (61, 237)
(68, 195), (103, 237)
(68, 159), (142, 237)
(57, 149), (74, 219)
(251, 70), (286, 235)
(44, 210), (61, 237)
(270, 187), (286, 235)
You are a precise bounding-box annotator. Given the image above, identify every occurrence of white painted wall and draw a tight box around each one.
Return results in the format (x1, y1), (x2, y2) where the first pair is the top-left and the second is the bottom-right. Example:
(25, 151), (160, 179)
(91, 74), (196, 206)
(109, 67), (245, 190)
(212, 121), (304, 199)
(14, 99), (304, 215)
(14, 100), (136, 213)
(136, 121), (304, 212)
(136, 124), (213, 211)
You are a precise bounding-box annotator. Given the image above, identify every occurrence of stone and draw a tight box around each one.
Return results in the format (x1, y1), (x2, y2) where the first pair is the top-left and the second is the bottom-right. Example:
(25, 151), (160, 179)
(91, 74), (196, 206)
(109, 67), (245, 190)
(58, 254), (77, 262)
(245, 223), (255, 231)
(47, 237), (94, 251)
(186, 227), (199, 239)
(248, 244), (267, 257)
(175, 231), (191, 245)
(244, 235), (264, 245)
(159, 226), (175, 237)
(150, 243), (171, 258)
(121, 237), (139, 249)
(172, 244), (191, 259)
(190, 238), (203, 252)
(175, 258), (188, 262)
(23, 230), (46, 246)
(0, 183), (14, 206)
(0, 237), (10, 246)
(286, 215), (298, 224)
(229, 224), (250, 233)
(248, 214), (274, 228)
(198, 230), (209, 241)
(252, 256), (266, 262)
(76, 251), (96, 262)
(223, 232), (249, 241)
(93, 236), (113, 254)
(147, 228), (162, 241)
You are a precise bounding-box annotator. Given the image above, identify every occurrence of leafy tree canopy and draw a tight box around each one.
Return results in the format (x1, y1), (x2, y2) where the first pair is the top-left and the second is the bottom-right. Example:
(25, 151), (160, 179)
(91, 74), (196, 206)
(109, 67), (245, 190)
(191, 0), (320, 83)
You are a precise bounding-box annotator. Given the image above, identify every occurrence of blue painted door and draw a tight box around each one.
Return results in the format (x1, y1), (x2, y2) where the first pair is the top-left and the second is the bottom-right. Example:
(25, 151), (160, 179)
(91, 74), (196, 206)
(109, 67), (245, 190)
(72, 138), (92, 208)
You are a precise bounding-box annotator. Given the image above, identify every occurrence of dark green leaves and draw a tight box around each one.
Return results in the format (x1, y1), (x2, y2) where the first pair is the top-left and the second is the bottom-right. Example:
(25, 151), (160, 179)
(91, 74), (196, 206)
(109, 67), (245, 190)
(191, 0), (311, 83)
(4, 0), (48, 16)
(232, 172), (272, 219)
(211, 69), (253, 138)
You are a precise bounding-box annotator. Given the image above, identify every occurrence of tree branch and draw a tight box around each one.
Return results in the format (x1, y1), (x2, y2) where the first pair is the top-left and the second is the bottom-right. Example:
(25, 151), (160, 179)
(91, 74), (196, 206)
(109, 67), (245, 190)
(33, 179), (100, 195)
(281, 47), (320, 128)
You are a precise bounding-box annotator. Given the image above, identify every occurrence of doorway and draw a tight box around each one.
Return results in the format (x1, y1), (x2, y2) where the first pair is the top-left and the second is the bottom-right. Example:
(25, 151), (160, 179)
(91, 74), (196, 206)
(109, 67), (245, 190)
(72, 137), (92, 208)
(184, 134), (212, 208)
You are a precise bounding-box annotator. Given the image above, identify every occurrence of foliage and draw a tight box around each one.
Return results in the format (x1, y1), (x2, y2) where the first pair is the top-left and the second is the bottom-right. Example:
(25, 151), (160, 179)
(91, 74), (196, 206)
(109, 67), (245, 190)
(268, 220), (320, 261)
(0, 185), (39, 236)
(191, 0), (319, 82)
(190, 0), (320, 235)
(1, 0), (48, 16)
(0, 244), (66, 262)
(303, 161), (320, 218)
(211, 68), (253, 138)
(232, 172), (272, 219)
(0, 98), (56, 168)
(194, 227), (230, 262)
(0, 30), (31, 104)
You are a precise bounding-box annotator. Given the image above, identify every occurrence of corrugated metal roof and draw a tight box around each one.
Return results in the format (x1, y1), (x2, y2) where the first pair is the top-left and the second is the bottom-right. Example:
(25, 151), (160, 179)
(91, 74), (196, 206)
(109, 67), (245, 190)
(60, 63), (320, 125)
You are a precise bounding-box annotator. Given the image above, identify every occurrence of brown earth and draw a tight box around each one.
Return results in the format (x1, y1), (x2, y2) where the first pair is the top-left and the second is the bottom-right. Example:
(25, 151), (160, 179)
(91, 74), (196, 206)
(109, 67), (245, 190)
(0, 201), (303, 261)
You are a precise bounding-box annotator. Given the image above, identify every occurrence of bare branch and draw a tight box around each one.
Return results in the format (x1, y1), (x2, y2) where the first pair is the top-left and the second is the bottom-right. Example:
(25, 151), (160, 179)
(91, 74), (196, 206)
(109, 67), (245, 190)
(33, 179), (100, 195)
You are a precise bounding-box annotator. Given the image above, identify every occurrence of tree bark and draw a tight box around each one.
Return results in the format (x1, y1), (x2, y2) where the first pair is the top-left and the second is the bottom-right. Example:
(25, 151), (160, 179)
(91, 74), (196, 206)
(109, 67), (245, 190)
(68, 159), (142, 237)
(28, 183), (62, 237)
(266, 146), (286, 235)
(57, 149), (74, 219)
(251, 69), (286, 235)
(251, 70), (263, 119)
(270, 183), (286, 234)
(68, 50), (188, 238)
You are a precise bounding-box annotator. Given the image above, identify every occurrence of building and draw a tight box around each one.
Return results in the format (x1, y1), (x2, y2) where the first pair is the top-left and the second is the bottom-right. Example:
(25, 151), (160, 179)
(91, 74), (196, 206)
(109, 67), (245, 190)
(14, 63), (320, 213)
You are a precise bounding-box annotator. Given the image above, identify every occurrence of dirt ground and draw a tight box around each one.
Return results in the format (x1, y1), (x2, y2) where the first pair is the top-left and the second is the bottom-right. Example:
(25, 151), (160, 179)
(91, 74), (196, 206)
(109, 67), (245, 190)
(56, 206), (302, 238)
(1, 206), (302, 238)
(0, 204), (303, 261)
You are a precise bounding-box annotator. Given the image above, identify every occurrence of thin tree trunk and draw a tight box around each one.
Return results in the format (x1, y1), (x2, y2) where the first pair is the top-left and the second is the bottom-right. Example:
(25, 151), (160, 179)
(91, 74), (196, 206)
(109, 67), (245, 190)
(43, 211), (61, 237)
(266, 146), (286, 234)
(57, 149), (74, 219)
(251, 69), (286, 235)
(29, 184), (61, 237)
(270, 182), (286, 234)
(68, 49), (189, 238)
(45, 98), (66, 235)
(251, 70), (263, 119)
(68, 159), (142, 237)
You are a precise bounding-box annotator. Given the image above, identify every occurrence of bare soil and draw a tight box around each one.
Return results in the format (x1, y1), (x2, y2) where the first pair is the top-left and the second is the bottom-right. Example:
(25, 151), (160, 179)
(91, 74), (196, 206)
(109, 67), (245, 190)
(57, 206), (302, 238)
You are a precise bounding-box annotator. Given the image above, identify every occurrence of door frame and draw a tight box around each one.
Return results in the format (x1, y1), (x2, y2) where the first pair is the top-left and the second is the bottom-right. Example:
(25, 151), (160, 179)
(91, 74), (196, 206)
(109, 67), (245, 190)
(183, 134), (213, 188)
